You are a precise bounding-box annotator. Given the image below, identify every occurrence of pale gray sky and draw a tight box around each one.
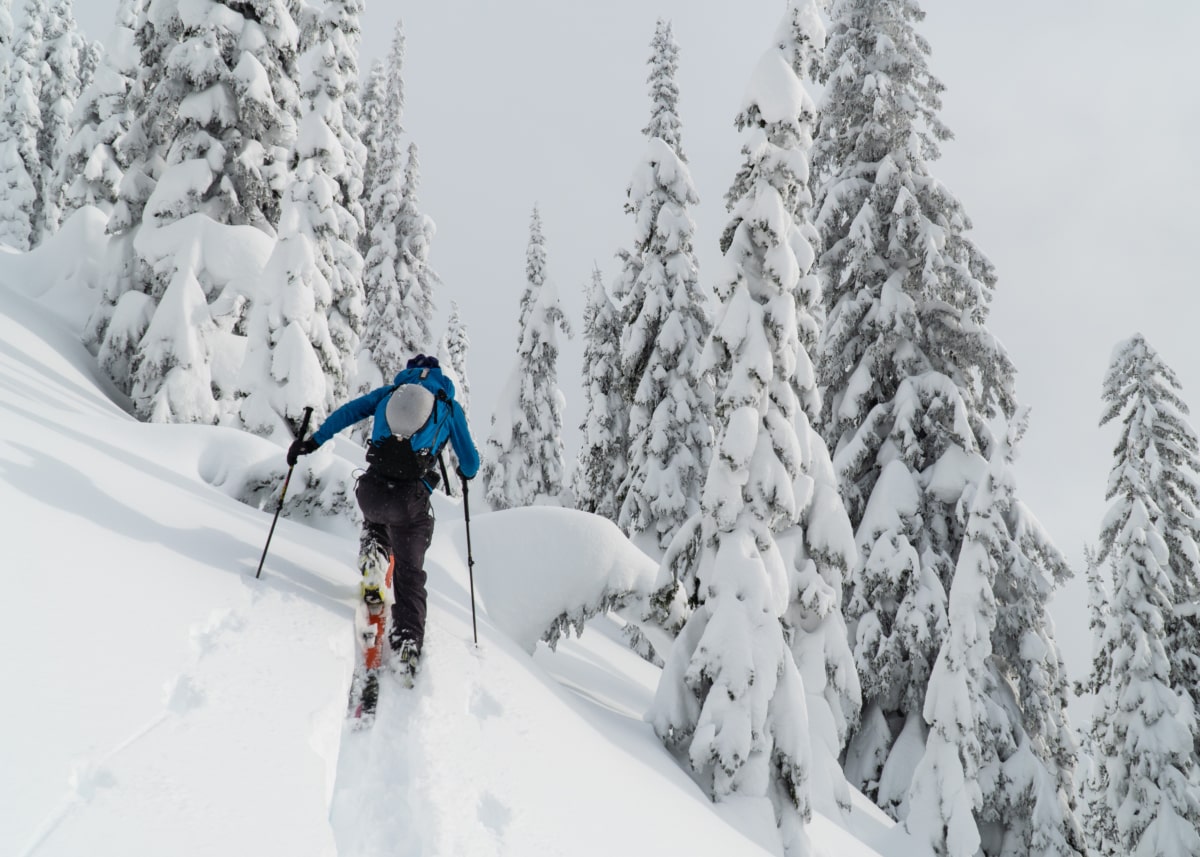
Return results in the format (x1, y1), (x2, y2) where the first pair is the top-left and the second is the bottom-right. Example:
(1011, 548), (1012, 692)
(73, 1), (1200, 684)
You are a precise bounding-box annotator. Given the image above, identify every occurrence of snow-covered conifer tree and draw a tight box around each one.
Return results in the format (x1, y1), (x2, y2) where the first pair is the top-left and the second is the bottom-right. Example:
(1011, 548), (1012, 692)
(357, 57), (387, 259)
(905, 459), (999, 857)
(37, 0), (86, 236)
(574, 265), (627, 521)
(128, 262), (221, 424)
(84, 0), (151, 382)
(650, 3), (860, 850)
(294, 0), (367, 402)
(105, 0), (157, 239)
(361, 23), (404, 255)
(359, 139), (437, 392)
(357, 146), (404, 391)
(125, 0), (302, 421)
(819, 0), (962, 802)
(0, 1), (12, 97)
(0, 0), (44, 250)
(393, 141), (437, 356)
(481, 206), (571, 510)
(78, 32), (99, 87)
(1083, 460), (1200, 853)
(614, 19), (711, 553)
(56, 0), (137, 221)
(436, 301), (470, 496)
(1080, 335), (1200, 854)
(137, 0), (299, 234)
(1098, 334), (1200, 734)
(357, 25), (408, 391)
(438, 300), (470, 414)
(0, 138), (35, 250)
(814, 0), (1079, 839)
(235, 161), (337, 441)
(908, 416), (1082, 856)
(1078, 546), (1118, 857)
(235, 0), (369, 435)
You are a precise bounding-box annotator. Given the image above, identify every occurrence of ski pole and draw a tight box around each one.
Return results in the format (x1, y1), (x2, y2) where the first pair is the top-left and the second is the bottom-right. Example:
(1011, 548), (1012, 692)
(460, 470), (479, 645)
(255, 406), (314, 580)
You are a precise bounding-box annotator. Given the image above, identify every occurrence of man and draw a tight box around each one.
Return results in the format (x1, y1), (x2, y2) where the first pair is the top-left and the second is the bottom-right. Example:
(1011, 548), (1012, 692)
(288, 354), (479, 678)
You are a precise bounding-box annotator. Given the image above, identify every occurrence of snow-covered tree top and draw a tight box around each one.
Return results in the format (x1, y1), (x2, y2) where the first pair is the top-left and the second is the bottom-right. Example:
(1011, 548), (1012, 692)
(643, 18), (684, 158)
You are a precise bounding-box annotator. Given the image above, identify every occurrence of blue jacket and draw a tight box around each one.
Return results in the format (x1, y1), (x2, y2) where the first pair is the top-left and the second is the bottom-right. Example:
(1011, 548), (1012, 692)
(310, 367), (480, 478)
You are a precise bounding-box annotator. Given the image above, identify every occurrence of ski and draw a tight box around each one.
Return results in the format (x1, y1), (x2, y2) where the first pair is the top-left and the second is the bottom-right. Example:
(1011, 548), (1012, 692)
(346, 664), (380, 727)
(346, 557), (393, 728)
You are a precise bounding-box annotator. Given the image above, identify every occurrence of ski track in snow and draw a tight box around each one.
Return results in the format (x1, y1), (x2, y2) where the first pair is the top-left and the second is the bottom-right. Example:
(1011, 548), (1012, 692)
(329, 630), (513, 857)
(17, 713), (168, 857)
(18, 606), (248, 857)
(21, 588), (347, 857)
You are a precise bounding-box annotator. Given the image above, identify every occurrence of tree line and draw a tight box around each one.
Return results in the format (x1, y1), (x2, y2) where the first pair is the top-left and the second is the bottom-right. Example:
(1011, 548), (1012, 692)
(4, 0), (1198, 854)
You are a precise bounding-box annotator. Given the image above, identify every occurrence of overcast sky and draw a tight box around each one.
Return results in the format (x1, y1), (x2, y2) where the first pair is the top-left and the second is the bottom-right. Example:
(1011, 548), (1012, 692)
(72, 2), (1200, 683)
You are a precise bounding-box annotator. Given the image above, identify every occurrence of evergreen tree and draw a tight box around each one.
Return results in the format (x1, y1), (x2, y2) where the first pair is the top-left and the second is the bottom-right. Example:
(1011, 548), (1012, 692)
(362, 23), (402, 261)
(358, 154), (404, 390)
(615, 19), (710, 553)
(906, 439), (1004, 857)
(125, 0), (302, 421)
(1098, 334), (1200, 737)
(0, 138), (35, 251)
(814, 0), (1078, 840)
(819, 0), (978, 809)
(437, 301), (470, 496)
(358, 23), (437, 391)
(357, 26), (406, 390)
(908, 415), (1082, 856)
(1083, 496), (1200, 855)
(481, 206), (570, 509)
(235, 159), (338, 441)
(650, 4), (858, 850)
(128, 257), (221, 424)
(81, 0), (144, 375)
(137, 0), (300, 234)
(358, 153), (404, 391)
(393, 141), (437, 356)
(0, 0), (32, 250)
(295, 0), (367, 403)
(57, 0), (137, 221)
(0, 1), (13, 100)
(78, 31), (100, 88)
(1078, 545), (1119, 857)
(359, 138), (437, 393)
(357, 57), (387, 259)
(574, 264), (627, 521)
(439, 300), (470, 414)
(361, 21), (404, 245)
(37, 0), (86, 236)
(1081, 335), (1200, 853)
(91, 0), (159, 394)
(0, 0), (44, 250)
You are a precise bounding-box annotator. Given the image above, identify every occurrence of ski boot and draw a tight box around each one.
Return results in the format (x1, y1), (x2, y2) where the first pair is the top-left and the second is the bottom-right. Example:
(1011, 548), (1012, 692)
(389, 638), (421, 689)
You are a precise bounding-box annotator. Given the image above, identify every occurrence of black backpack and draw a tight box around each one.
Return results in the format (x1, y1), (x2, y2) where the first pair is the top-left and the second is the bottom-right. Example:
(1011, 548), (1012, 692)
(365, 386), (451, 486)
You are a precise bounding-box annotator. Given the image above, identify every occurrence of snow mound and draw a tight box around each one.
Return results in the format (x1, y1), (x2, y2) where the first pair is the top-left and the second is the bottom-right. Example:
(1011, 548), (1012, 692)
(464, 505), (658, 651)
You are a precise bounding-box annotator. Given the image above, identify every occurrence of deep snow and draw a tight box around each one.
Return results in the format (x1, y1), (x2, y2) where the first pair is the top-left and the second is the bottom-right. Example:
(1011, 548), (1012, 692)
(0, 264), (923, 856)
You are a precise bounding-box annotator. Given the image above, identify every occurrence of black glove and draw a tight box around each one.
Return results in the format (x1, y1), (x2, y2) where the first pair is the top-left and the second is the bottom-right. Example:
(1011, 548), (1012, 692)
(287, 438), (319, 466)
(456, 467), (475, 481)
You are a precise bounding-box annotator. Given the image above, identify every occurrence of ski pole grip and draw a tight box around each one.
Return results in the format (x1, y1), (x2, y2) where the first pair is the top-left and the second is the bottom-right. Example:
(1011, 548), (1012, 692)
(298, 405), (314, 439)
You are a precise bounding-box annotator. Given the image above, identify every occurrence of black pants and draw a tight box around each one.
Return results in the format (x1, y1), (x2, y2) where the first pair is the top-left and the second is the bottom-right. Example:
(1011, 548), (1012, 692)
(355, 470), (436, 652)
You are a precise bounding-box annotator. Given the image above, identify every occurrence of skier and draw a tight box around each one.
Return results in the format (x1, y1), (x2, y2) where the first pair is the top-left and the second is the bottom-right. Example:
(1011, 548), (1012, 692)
(287, 354), (479, 679)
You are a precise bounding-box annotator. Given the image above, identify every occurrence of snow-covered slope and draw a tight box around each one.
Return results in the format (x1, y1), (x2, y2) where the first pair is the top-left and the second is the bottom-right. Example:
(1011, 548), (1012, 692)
(1, 277), (918, 857)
